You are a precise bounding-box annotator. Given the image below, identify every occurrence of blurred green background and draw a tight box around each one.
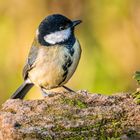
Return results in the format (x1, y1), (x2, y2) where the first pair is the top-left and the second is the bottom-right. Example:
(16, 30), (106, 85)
(0, 0), (140, 105)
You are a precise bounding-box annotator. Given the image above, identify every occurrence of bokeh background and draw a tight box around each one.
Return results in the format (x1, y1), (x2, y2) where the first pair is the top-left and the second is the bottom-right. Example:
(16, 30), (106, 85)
(0, 0), (140, 105)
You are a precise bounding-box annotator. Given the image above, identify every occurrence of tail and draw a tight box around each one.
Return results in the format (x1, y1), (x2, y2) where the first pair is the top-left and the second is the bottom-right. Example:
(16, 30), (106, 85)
(10, 81), (34, 99)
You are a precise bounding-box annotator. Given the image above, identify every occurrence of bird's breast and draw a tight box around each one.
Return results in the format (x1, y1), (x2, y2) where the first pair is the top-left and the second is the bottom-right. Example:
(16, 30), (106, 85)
(28, 40), (81, 89)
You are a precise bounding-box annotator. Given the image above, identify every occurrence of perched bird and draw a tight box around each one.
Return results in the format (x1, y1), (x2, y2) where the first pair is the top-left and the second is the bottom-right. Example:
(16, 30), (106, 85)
(11, 14), (82, 99)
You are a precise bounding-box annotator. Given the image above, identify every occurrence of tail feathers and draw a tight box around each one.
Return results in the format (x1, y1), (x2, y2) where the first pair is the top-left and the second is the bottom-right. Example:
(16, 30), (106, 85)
(10, 82), (34, 99)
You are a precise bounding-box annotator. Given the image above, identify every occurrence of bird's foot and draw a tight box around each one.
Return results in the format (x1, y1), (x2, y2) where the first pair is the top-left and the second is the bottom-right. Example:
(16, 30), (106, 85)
(41, 88), (50, 97)
(62, 86), (75, 92)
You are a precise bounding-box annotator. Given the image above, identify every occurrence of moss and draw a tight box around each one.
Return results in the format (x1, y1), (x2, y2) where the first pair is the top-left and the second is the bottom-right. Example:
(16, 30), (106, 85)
(51, 119), (113, 139)
(132, 91), (140, 104)
(61, 97), (87, 109)
(44, 105), (123, 139)
(76, 100), (87, 108)
(51, 122), (101, 134)
(109, 121), (121, 137)
(2, 92), (139, 139)
(44, 136), (53, 140)
(107, 137), (121, 140)
(63, 137), (86, 140)
(24, 122), (123, 140)
(52, 124), (65, 132)
(62, 136), (120, 140)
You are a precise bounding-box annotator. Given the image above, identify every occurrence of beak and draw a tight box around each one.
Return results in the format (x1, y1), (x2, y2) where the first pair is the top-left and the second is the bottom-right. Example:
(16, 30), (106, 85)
(72, 20), (82, 27)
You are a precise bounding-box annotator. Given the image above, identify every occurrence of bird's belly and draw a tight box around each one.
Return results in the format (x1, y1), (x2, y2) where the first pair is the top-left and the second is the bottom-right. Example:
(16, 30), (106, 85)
(28, 40), (81, 89)
(28, 50), (64, 89)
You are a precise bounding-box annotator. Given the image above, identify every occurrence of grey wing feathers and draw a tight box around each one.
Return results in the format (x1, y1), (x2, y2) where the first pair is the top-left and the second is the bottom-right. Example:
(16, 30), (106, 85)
(23, 44), (39, 80)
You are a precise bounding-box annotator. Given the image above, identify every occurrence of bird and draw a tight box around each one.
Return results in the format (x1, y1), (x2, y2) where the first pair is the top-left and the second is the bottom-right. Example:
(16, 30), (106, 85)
(10, 14), (82, 99)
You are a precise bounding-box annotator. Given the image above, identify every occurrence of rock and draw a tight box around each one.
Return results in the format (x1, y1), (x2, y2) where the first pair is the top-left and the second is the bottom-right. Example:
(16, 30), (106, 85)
(0, 91), (140, 140)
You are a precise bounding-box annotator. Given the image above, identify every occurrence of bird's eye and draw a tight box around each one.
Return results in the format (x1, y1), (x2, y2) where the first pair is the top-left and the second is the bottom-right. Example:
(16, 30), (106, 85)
(59, 26), (66, 30)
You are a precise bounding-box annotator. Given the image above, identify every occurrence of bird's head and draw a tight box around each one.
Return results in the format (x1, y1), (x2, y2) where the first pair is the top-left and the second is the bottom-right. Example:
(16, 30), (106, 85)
(37, 14), (82, 46)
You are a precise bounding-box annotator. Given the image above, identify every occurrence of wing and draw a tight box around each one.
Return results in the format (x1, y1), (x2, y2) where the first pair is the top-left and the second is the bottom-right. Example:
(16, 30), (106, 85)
(23, 39), (39, 80)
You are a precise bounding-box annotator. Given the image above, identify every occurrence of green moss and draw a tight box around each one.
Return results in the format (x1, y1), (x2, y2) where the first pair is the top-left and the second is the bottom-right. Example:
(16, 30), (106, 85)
(61, 97), (87, 109)
(40, 121), (123, 140)
(54, 115), (123, 138)
(63, 136), (87, 140)
(40, 98), (126, 139)
(44, 136), (53, 140)
(132, 91), (140, 104)
(107, 137), (121, 140)
(76, 100), (87, 108)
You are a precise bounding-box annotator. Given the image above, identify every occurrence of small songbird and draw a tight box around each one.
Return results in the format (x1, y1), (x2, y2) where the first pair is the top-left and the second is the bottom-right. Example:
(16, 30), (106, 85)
(11, 14), (82, 99)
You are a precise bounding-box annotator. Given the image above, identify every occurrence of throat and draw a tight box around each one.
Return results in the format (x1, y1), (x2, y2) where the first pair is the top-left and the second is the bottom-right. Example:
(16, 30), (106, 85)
(64, 35), (76, 56)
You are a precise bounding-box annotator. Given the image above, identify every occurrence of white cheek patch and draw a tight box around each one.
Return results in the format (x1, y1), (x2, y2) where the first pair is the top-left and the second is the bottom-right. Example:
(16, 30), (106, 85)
(44, 28), (71, 45)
